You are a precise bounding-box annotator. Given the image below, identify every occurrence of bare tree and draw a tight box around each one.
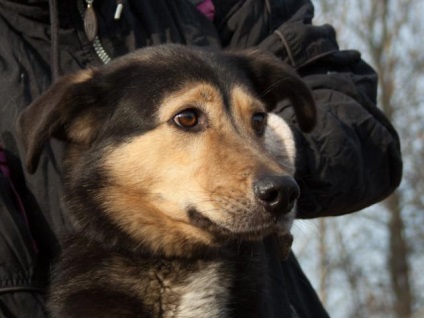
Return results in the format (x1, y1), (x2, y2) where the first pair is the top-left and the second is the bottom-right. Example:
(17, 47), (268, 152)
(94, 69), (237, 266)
(359, 2), (414, 316)
(318, 219), (329, 306)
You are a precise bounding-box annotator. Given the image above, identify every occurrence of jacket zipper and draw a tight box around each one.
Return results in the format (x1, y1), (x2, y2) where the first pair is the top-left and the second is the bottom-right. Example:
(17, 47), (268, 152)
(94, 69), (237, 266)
(77, 0), (112, 64)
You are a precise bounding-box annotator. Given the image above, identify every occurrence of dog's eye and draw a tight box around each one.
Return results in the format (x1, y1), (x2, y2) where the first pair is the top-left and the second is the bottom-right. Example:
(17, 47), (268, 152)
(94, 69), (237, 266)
(173, 109), (199, 129)
(252, 112), (267, 136)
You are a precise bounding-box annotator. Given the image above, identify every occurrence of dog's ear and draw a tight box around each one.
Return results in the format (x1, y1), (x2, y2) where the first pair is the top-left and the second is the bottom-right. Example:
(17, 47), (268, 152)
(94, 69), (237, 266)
(228, 49), (316, 133)
(17, 69), (103, 174)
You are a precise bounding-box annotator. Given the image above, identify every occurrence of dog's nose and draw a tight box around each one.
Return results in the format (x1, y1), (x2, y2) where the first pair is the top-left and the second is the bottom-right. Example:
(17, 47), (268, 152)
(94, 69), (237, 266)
(253, 175), (299, 217)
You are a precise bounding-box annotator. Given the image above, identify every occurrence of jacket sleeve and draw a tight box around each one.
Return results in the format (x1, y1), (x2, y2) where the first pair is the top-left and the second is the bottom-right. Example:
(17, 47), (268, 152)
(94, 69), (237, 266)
(215, 1), (402, 218)
(279, 55), (402, 218)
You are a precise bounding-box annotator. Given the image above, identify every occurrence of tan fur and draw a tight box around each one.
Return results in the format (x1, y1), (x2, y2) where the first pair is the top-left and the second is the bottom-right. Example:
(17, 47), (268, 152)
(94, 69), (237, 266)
(100, 83), (295, 257)
(230, 86), (266, 131)
(71, 69), (94, 83)
(66, 112), (99, 144)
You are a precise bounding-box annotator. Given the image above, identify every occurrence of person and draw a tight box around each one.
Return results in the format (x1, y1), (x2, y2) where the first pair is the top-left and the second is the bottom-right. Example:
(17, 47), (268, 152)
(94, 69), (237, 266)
(0, 0), (402, 317)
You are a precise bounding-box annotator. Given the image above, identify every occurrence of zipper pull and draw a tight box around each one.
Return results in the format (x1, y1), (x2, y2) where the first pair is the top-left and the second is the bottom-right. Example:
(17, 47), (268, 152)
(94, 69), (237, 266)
(84, 0), (98, 42)
(114, 0), (124, 20)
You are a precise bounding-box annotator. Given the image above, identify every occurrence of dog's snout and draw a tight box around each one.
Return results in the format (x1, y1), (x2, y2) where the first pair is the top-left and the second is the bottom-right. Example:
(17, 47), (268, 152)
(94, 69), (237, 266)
(253, 175), (299, 216)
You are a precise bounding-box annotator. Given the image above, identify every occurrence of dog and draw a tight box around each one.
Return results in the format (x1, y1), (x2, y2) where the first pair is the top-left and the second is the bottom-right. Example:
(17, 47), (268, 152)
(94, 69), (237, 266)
(17, 44), (316, 317)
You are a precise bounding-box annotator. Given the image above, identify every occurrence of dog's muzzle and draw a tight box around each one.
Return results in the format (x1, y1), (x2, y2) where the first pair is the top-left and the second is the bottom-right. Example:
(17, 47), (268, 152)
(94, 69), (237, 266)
(253, 175), (299, 217)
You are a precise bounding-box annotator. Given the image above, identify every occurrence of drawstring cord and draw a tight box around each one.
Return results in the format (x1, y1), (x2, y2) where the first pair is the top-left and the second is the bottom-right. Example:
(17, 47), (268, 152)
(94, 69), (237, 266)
(48, 0), (60, 81)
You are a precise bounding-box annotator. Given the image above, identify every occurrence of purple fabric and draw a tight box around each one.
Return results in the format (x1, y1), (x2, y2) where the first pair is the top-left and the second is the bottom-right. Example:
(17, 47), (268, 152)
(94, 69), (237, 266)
(196, 0), (215, 21)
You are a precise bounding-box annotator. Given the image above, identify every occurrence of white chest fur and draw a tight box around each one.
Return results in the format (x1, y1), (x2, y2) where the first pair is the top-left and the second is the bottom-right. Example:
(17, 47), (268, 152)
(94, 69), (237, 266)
(164, 263), (231, 318)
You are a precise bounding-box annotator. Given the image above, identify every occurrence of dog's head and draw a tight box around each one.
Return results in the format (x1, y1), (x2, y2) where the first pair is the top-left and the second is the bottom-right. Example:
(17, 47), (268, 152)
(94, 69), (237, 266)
(18, 45), (315, 257)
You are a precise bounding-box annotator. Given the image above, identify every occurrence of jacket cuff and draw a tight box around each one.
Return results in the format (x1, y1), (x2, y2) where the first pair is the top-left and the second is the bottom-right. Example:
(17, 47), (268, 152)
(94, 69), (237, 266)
(274, 23), (339, 69)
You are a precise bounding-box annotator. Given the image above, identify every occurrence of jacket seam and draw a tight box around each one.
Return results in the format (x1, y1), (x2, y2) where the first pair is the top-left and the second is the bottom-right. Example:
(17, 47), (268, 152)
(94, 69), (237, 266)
(0, 286), (45, 295)
(273, 29), (295, 66)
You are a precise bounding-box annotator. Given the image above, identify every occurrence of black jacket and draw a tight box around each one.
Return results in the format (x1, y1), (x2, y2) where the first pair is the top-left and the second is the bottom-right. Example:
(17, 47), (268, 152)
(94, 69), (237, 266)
(0, 0), (402, 317)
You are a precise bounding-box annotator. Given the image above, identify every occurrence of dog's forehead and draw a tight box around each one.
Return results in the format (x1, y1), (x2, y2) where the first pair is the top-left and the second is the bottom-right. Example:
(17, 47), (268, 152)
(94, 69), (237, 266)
(157, 82), (265, 123)
(105, 48), (264, 118)
(111, 46), (247, 93)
